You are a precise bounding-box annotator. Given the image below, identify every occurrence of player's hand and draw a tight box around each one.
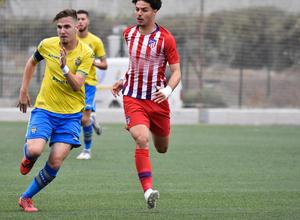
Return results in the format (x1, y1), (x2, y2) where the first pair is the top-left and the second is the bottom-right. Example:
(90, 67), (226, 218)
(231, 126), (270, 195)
(17, 89), (31, 113)
(93, 58), (101, 66)
(153, 86), (172, 103)
(111, 80), (124, 97)
(60, 47), (67, 68)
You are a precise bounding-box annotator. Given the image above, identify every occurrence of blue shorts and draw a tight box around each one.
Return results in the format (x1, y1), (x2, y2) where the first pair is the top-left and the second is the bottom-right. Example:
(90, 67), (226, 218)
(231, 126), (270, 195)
(26, 108), (82, 148)
(85, 84), (96, 112)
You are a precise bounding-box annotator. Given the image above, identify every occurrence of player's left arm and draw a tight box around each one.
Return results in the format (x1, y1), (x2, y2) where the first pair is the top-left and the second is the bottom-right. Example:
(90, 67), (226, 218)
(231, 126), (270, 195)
(153, 63), (181, 103)
(93, 55), (107, 70)
(153, 32), (181, 103)
(93, 38), (108, 70)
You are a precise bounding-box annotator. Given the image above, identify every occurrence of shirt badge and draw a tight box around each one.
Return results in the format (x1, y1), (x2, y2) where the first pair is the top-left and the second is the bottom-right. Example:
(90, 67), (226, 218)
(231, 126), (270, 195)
(148, 39), (157, 48)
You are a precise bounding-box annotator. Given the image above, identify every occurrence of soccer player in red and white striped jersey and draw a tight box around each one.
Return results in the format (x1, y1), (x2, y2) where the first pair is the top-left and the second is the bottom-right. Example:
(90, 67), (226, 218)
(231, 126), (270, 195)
(112, 0), (181, 209)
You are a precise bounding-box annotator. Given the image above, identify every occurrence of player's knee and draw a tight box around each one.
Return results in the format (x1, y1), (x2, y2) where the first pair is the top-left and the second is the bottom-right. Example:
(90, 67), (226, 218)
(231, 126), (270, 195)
(27, 145), (42, 158)
(135, 135), (149, 148)
(47, 159), (62, 170)
(81, 116), (90, 126)
(156, 145), (168, 154)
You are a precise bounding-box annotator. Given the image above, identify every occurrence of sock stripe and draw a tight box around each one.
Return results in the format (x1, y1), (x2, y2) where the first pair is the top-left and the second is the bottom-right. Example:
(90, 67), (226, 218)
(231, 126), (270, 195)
(138, 171), (152, 180)
(35, 168), (55, 188)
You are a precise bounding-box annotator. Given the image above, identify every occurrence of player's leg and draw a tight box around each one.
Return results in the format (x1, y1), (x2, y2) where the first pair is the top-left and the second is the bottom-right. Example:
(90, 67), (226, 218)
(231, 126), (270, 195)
(124, 96), (159, 208)
(129, 124), (160, 208)
(19, 143), (71, 212)
(152, 134), (169, 153)
(19, 111), (81, 212)
(77, 109), (93, 159)
(18, 138), (45, 212)
(20, 109), (52, 175)
(19, 109), (53, 212)
(149, 99), (171, 154)
(20, 139), (45, 175)
(90, 102), (102, 135)
(77, 84), (96, 160)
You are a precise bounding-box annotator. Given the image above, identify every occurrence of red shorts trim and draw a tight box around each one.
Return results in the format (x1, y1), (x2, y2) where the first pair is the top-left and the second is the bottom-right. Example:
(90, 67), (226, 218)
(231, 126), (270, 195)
(123, 96), (170, 136)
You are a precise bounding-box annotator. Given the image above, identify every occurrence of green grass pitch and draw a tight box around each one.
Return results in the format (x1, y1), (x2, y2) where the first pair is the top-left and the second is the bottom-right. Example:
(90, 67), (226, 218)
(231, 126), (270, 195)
(0, 122), (299, 219)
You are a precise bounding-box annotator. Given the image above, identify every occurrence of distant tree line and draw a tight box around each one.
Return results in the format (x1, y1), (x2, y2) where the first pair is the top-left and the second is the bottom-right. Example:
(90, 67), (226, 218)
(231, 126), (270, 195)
(203, 7), (300, 70)
(1, 6), (299, 72)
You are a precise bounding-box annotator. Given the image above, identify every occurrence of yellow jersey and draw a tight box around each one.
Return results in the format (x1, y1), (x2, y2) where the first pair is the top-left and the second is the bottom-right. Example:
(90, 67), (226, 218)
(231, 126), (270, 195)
(78, 32), (106, 86)
(33, 37), (94, 114)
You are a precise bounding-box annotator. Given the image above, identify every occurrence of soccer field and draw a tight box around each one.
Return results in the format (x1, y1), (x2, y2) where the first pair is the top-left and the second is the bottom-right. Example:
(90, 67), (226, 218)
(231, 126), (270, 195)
(0, 122), (299, 220)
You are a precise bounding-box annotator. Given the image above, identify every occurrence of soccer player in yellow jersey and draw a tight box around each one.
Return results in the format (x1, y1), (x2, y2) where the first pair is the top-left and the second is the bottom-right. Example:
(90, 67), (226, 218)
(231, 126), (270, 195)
(76, 9), (108, 160)
(17, 9), (94, 212)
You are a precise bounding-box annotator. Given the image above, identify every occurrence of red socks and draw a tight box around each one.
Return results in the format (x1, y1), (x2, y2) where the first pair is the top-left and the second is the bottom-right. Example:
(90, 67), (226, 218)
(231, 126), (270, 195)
(135, 148), (152, 192)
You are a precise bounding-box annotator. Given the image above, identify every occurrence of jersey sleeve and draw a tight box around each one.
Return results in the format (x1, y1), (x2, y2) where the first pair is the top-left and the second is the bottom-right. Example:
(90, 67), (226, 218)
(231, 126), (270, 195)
(164, 34), (180, 65)
(94, 38), (106, 58)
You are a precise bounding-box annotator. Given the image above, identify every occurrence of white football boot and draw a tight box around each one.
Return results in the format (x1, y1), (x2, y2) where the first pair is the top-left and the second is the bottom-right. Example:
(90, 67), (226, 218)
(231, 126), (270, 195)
(144, 189), (160, 209)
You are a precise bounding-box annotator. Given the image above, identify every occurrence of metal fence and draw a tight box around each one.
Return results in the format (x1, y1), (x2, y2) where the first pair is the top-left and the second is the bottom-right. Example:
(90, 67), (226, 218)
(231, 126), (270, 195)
(0, 0), (300, 108)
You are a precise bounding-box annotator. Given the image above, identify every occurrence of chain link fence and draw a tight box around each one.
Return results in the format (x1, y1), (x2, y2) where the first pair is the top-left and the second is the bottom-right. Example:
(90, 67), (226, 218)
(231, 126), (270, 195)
(0, 0), (300, 108)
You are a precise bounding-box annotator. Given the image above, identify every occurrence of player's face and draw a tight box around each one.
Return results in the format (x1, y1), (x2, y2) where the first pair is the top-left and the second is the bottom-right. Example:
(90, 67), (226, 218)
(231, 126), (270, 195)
(135, 1), (157, 27)
(77, 13), (89, 32)
(56, 16), (78, 44)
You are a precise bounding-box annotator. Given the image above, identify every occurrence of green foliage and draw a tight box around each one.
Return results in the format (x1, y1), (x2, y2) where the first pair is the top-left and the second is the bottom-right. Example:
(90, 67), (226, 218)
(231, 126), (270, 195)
(204, 7), (300, 70)
(200, 87), (227, 107)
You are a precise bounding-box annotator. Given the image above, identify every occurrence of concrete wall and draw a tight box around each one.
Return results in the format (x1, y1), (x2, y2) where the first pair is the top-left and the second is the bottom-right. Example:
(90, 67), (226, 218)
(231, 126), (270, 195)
(1, 108), (300, 125)
(200, 109), (300, 125)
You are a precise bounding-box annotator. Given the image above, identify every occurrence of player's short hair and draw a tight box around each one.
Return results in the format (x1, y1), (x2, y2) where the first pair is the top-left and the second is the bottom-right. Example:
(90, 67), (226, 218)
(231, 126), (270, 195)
(77, 9), (89, 17)
(53, 9), (77, 23)
(132, 0), (162, 11)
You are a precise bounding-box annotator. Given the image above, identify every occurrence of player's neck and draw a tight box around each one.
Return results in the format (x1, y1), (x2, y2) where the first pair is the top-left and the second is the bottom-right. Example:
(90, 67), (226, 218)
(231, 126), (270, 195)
(78, 30), (89, 38)
(138, 23), (157, 35)
(62, 38), (78, 52)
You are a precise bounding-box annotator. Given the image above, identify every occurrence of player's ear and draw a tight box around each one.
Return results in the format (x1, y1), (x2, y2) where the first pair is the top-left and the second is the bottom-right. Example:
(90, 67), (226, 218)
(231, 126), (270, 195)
(75, 23), (79, 32)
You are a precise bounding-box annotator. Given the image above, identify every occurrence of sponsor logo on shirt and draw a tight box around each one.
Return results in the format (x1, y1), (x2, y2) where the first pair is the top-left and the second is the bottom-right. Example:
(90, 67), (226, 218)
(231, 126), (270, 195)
(48, 53), (60, 59)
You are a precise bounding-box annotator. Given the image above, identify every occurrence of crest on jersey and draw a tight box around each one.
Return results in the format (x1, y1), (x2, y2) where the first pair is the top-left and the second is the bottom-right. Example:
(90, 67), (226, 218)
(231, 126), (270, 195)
(75, 57), (81, 66)
(148, 38), (157, 48)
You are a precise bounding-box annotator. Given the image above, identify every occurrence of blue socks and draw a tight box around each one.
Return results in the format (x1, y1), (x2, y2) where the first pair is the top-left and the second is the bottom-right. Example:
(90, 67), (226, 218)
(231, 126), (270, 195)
(83, 124), (93, 150)
(22, 162), (59, 199)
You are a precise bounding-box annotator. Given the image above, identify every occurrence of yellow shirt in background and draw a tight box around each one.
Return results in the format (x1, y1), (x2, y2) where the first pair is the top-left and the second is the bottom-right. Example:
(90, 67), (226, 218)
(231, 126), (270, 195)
(79, 32), (106, 86)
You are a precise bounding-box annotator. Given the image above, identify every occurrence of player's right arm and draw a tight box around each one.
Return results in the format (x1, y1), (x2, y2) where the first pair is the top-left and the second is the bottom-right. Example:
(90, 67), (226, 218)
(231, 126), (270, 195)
(17, 56), (38, 113)
(111, 79), (124, 97)
(60, 47), (86, 91)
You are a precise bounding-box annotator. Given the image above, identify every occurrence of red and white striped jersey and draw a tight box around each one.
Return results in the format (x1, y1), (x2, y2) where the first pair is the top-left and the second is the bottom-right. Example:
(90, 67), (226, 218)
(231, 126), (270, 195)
(122, 24), (180, 100)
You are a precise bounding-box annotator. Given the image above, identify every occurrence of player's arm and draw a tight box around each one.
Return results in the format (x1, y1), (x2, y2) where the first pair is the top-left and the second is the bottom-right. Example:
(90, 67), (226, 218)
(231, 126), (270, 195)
(64, 70), (86, 91)
(153, 63), (181, 103)
(94, 56), (108, 70)
(111, 78), (124, 97)
(60, 47), (85, 91)
(17, 56), (39, 113)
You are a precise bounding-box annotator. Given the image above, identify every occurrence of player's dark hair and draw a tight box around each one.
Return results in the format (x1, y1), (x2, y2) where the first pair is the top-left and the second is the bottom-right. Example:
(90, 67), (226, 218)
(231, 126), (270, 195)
(77, 9), (89, 17)
(132, 0), (162, 11)
(53, 9), (77, 22)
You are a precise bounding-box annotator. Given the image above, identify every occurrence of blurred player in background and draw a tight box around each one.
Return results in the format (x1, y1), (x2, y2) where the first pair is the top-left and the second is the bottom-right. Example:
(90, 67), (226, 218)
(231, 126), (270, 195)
(111, 0), (181, 209)
(76, 9), (108, 160)
(17, 9), (94, 212)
